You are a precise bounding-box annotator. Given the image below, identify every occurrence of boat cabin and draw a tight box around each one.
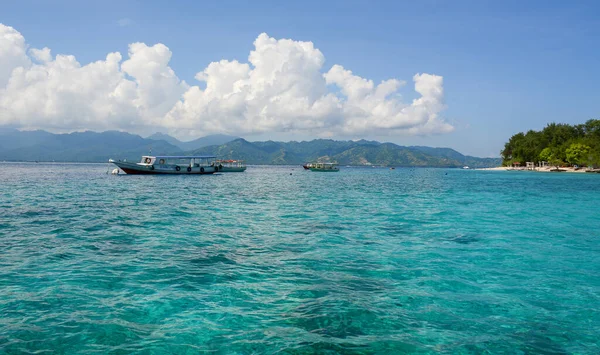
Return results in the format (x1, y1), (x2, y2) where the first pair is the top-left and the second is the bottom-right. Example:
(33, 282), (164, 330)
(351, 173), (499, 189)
(139, 155), (217, 168)
(314, 162), (337, 168)
(310, 162), (339, 172)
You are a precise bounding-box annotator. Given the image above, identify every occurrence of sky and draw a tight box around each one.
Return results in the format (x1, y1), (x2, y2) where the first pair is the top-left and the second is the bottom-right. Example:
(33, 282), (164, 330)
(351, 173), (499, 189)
(1, 0), (599, 157)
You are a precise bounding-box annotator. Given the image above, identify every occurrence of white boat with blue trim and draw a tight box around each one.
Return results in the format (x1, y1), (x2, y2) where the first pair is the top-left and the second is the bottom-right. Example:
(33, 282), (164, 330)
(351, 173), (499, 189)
(109, 155), (218, 175)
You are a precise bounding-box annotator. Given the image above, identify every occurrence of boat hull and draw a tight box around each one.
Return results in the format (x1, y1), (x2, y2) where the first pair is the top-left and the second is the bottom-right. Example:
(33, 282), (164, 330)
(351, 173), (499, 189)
(309, 168), (339, 172)
(111, 160), (216, 175)
(219, 167), (247, 172)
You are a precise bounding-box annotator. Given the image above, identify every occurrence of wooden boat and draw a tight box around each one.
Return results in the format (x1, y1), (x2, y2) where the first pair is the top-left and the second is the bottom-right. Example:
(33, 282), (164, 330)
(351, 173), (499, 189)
(309, 162), (339, 172)
(109, 155), (218, 175)
(214, 159), (246, 172)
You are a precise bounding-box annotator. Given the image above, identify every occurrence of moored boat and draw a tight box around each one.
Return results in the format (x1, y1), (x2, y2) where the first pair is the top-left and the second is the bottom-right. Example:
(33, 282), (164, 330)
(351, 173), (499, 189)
(214, 159), (247, 172)
(309, 162), (339, 172)
(109, 155), (218, 175)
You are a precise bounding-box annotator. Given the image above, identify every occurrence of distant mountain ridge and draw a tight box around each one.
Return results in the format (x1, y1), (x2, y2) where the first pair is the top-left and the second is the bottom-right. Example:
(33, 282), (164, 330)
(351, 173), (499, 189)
(0, 129), (500, 167)
(0, 130), (181, 162)
(146, 133), (238, 151)
(191, 138), (501, 167)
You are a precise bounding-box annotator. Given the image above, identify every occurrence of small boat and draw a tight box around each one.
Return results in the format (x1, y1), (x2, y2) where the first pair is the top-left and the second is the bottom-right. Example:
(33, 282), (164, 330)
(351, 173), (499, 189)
(463, 166), (469, 169)
(309, 162), (339, 172)
(214, 159), (246, 172)
(109, 155), (218, 175)
(302, 163), (314, 170)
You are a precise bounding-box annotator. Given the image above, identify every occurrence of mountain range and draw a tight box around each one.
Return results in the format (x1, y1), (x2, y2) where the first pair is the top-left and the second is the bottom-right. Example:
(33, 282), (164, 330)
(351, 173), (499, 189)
(0, 129), (181, 162)
(0, 129), (500, 167)
(190, 138), (500, 167)
(146, 132), (238, 151)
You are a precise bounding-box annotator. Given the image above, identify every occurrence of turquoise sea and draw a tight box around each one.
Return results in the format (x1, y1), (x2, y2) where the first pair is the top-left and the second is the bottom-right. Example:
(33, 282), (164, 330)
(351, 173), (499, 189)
(1, 163), (599, 354)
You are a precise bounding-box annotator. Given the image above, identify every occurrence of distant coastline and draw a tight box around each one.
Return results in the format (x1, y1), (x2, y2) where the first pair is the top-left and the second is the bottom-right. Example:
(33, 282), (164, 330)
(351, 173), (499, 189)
(0, 129), (501, 168)
(1, 161), (486, 169)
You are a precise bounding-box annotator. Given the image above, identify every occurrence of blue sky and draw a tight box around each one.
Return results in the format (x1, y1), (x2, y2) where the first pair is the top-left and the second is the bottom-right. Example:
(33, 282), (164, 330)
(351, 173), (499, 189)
(2, 0), (599, 156)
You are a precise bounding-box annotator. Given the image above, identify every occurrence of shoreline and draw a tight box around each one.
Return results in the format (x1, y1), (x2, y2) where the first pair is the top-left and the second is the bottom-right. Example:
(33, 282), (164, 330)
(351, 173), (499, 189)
(478, 166), (598, 173)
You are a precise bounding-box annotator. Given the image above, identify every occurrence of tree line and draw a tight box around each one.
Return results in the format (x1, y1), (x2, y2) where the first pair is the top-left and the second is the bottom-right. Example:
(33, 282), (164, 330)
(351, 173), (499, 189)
(501, 119), (600, 167)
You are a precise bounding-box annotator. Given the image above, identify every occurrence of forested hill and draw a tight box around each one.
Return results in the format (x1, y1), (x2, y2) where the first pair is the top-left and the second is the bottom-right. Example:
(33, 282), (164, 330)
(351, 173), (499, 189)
(0, 130), (182, 162)
(0, 129), (500, 167)
(190, 139), (500, 167)
(501, 119), (600, 166)
(146, 133), (238, 151)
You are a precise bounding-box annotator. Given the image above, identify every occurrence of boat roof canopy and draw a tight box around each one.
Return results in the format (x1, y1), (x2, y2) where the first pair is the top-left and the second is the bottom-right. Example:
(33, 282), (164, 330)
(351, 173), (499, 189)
(145, 155), (216, 159)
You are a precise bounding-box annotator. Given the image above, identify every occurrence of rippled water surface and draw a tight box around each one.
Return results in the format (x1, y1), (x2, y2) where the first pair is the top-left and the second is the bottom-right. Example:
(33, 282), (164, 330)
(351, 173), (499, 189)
(1, 163), (599, 354)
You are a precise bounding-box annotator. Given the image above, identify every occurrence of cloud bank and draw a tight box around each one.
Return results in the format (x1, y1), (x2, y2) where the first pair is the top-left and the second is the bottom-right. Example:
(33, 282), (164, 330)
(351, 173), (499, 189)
(0, 24), (453, 138)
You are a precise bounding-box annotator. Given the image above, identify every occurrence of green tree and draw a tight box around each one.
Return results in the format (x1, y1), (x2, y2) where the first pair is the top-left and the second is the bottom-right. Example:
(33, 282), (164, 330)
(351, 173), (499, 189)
(550, 157), (564, 168)
(584, 119), (600, 139)
(501, 132), (524, 164)
(539, 147), (553, 162)
(566, 143), (591, 166)
(539, 147), (563, 168)
(541, 123), (581, 147)
(588, 150), (600, 168)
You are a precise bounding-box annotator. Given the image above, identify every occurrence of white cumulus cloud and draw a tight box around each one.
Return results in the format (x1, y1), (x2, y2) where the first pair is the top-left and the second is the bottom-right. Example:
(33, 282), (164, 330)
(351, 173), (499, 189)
(0, 24), (453, 138)
(0, 24), (31, 88)
(29, 47), (52, 63)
